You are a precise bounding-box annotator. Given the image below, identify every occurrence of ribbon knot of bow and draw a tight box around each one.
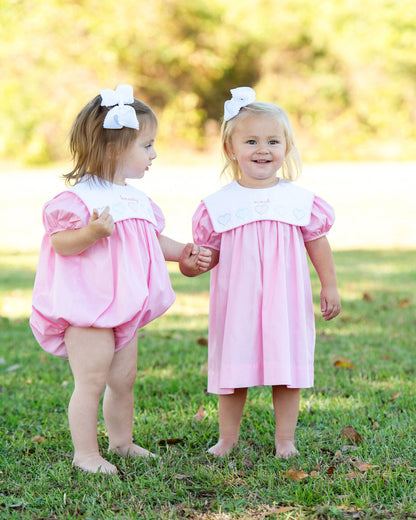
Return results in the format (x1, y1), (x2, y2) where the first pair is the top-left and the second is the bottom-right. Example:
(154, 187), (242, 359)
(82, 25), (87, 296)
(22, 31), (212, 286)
(100, 84), (139, 130)
(223, 86), (256, 121)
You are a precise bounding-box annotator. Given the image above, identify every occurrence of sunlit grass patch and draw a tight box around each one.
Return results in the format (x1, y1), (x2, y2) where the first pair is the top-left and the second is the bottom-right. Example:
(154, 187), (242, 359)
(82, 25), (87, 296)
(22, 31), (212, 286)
(1, 249), (415, 519)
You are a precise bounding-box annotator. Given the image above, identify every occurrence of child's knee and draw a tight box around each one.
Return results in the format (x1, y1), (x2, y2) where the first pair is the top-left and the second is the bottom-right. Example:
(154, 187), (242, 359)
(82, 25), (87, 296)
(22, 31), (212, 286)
(108, 367), (137, 393)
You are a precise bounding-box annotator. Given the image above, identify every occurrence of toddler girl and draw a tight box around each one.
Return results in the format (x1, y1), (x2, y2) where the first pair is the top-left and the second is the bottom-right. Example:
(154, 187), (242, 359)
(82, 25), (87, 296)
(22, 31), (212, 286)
(192, 87), (341, 459)
(30, 84), (211, 474)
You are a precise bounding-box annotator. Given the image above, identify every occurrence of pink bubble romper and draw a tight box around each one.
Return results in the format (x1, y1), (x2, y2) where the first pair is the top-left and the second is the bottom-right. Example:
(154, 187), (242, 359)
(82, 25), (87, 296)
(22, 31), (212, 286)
(30, 177), (175, 358)
(192, 179), (334, 395)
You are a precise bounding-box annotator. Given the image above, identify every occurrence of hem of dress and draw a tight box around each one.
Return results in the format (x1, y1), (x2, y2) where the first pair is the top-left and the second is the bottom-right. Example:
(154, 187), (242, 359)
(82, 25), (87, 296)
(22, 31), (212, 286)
(207, 382), (314, 395)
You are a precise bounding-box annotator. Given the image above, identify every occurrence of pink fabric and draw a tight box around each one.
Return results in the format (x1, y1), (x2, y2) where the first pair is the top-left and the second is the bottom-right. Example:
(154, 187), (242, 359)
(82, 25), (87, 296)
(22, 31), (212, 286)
(192, 195), (334, 394)
(30, 190), (175, 358)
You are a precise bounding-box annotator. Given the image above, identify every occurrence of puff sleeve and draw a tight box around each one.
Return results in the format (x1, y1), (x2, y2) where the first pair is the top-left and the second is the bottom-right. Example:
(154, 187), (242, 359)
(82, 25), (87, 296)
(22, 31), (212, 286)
(149, 199), (166, 235)
(42, 192), (90, 235)
(301, 196), (335, 242)
(192, 202), (221, 250)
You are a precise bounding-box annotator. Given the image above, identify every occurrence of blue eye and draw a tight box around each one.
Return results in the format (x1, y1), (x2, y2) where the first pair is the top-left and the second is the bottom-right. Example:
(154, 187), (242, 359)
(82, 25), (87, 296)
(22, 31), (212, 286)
(247, 140), (257, 145)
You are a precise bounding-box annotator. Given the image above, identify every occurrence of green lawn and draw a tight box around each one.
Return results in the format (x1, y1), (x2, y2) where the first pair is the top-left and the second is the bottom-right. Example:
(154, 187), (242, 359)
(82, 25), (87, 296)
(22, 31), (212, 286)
(0, 249), (415, 519)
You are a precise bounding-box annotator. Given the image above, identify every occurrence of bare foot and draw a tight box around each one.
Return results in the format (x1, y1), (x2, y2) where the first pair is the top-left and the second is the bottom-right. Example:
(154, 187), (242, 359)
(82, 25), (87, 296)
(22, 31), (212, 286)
(72, 454), (117, 474)
(275, 440), (299, 459)
(109, 443), (156, 459)
(207, 439), (238, 458)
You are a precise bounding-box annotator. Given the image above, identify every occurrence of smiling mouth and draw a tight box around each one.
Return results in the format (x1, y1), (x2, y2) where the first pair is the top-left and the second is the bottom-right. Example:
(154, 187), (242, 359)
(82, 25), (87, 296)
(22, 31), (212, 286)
(253, 159), (271, 163)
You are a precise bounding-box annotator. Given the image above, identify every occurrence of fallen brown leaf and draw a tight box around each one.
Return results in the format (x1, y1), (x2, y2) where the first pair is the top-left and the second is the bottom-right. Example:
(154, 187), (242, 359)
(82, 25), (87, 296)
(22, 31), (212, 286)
(334, 359), (357, 369)
(354, 460), (379, 473)
(398, 298), (410, 308)
(242, 458), (254, 469)
(383, 392), (400, 406)
(368, 417), (380, 430)
(342, 426), (363, 444)
(284, 469), (309, 481)
(345, 471), (357, 479)
(31, 436), (46, 443)
(157, 438), (185, 445)
(362, 292), (373, 302)
(193, 405), (206, 421)
(197, 337), (208, 346)
(265, 506), (295, 516)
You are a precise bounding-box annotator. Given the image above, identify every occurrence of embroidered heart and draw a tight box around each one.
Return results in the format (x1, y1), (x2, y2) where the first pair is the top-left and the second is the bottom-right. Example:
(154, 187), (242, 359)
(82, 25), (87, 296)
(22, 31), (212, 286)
(218, 213), (231, 226)
(293, 208), (305, 221)
(235, 208), (250, 220)
(255, 203), (269, 215)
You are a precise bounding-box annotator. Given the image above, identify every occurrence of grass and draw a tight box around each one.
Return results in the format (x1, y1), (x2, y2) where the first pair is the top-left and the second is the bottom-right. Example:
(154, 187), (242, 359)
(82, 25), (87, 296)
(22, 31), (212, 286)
(1, 249), (416, 519)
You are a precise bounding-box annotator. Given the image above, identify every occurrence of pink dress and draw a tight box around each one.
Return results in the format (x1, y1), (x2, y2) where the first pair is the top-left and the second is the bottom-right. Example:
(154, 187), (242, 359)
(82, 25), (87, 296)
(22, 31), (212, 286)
(192, 183), (334, 395)
(30, 181), (175, 359)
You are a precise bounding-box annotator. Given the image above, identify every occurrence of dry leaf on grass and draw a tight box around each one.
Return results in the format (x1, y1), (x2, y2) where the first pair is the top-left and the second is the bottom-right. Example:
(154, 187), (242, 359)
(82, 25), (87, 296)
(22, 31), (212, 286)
(284, 469), (309, 481)
(157, 438), (185, 445)
(368, 416), (380, 430)
(345, 471), (357, 479)
(354, 460), (379, 473)
(398, 298), (410, 308)
(342, 426), (363, 443)
(197, 337), (208, 346)
(193, 405), (206, 421)
(362, 292), (373, 302)
(264, 506), (295, 516)
(334, 359), (357, 369)
(383, 392), (400, 406)
(31, 436), (46, 443)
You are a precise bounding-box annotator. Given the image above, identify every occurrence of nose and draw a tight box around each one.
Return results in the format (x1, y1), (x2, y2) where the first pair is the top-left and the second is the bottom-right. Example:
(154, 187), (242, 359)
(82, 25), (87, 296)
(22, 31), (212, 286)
(257, 145), (269, 154)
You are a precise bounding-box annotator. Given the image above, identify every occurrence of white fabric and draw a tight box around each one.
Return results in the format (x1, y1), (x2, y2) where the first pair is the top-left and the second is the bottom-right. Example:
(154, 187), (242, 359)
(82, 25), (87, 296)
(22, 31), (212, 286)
(223, 86), (256, 121)
(68, 177), (156, 225)
(202, 180), (314, 232)
(100, 84), (139, 130)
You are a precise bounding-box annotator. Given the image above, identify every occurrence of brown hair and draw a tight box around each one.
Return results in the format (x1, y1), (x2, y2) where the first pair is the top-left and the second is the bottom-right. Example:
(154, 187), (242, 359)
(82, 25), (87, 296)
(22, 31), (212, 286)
(220, 102), (302, 183)
(63, 94), (157, 185)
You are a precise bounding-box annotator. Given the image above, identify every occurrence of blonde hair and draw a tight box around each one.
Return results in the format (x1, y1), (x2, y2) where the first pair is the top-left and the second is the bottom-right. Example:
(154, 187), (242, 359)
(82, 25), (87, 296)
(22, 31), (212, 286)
(64, 94), (157, 185)
(220, 102), (302, 183)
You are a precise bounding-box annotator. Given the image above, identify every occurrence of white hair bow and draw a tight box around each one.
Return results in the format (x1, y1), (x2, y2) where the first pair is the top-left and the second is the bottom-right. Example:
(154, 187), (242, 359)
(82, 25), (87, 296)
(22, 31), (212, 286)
(223, 86), (256, 121)
(100, 84), (139, 130)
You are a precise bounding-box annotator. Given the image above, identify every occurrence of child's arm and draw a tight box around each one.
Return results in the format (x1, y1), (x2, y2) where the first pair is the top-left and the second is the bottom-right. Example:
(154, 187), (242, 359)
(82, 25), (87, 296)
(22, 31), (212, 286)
(50, 206), (115, 256)
(305, 236), (341, 321)
(157, 235), (214, 277)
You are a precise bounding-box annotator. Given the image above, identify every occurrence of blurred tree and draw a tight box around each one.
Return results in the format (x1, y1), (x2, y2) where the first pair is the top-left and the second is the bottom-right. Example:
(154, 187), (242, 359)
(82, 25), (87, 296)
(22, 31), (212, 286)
(0, 0), (414, 163)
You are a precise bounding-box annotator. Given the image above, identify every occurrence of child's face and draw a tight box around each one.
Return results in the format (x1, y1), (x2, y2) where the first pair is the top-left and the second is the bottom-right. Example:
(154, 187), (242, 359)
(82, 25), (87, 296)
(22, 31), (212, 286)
(113, 125), (157, 185)
(228, 114), (287, 188)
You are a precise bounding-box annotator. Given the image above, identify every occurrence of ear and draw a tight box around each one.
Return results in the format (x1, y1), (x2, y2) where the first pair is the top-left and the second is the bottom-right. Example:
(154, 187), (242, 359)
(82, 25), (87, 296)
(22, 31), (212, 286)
(224, 141), (234, 160)
(105, 141), (115, 158)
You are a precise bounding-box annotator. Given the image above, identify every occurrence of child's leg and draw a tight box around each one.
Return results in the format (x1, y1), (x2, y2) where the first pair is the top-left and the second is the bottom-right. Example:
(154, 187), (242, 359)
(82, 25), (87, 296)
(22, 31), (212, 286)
(208, 387), (247, 457)
(65, 326), (117, 474)
(103, 334), (154, 458)
(272, 385), (300, 459)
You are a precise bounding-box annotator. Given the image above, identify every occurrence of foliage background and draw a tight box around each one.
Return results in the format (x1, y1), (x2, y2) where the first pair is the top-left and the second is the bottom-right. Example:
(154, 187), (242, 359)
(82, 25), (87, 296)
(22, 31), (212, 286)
(1, 0), (415, 165)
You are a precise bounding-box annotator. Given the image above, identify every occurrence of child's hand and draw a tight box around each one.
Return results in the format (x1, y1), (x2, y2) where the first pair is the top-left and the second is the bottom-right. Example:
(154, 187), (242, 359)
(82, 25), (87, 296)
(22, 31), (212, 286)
(88, 206), (115, 239)
(196, 246), (212, 272)
(320, 286), (341, 321)
(179, 243), (212, 277)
